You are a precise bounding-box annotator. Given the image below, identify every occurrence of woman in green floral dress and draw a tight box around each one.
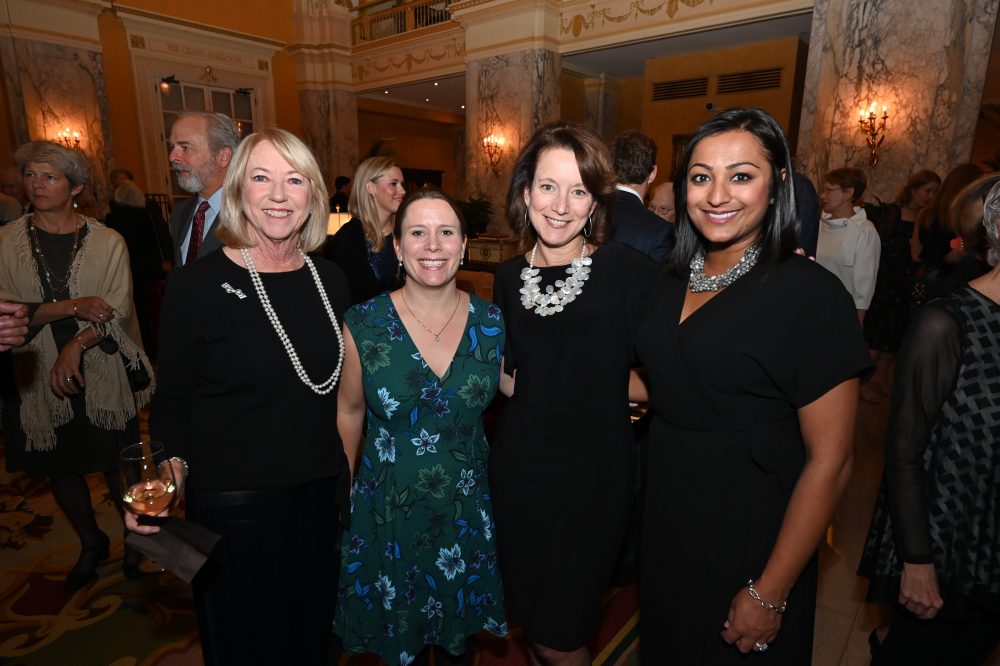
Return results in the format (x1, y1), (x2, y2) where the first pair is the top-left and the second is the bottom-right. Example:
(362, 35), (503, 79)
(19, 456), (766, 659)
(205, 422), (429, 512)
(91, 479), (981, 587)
(333, 189), (507, 666)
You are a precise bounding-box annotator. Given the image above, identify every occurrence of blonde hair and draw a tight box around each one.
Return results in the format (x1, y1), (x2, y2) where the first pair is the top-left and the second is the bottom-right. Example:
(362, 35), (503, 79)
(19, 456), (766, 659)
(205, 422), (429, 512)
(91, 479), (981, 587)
(216, 128), (330, 253)
(350, 156), (400, 252)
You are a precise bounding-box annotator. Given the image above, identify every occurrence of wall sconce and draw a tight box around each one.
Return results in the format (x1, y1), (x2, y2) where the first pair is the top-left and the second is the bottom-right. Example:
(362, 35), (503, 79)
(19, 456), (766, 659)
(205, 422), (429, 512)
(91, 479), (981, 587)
(482, 133), (505, 177)
(858, 101), (889, 167)
(56, 127), (81, 149)
(159, 75), (178, 95)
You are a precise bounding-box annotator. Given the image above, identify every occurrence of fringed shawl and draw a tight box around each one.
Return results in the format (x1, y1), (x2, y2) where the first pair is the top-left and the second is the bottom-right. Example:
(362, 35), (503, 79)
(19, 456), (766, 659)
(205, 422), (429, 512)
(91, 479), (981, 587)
(0, 215), (155, 452)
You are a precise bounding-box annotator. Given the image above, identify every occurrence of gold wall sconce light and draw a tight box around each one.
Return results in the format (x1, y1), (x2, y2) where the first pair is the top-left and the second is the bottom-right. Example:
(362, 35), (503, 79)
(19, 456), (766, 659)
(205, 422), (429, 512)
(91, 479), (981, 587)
(482, 133), (505, 177)
(56, 127), (81, 149)
(858, 102), (889, 167)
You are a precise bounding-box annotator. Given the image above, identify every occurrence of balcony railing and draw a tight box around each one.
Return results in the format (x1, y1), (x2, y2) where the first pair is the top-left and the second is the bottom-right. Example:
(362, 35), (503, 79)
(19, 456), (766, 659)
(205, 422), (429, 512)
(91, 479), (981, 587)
(351, 0), (453, 44)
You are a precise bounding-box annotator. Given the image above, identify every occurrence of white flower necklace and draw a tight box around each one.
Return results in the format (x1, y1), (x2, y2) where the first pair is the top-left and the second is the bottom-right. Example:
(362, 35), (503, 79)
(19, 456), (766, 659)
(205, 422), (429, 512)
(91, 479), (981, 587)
(519, 241), (592, 316)
(240, 247), (345, 395)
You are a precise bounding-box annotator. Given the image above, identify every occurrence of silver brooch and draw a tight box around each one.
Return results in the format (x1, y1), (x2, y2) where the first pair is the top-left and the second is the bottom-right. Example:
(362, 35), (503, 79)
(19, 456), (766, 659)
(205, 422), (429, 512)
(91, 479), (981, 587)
(221, 282), (247, 299)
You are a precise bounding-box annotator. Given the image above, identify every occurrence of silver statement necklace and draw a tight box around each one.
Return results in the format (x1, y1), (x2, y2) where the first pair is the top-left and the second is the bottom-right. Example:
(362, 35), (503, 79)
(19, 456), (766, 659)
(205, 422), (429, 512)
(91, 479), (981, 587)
(688, 243), (761, 293)
(519, 241), (592, 316)
(240, 247), (345, 395)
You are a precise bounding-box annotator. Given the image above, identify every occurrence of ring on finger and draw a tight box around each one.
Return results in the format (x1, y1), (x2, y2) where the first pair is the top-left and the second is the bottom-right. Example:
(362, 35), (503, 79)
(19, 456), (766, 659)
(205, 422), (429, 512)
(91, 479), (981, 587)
(754, 642), (769, 652)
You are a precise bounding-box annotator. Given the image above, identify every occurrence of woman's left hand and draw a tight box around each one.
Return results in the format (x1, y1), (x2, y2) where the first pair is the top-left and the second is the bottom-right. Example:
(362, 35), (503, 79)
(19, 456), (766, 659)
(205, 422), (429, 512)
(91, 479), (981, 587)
(721, 584), (782, 654)
(50, 339), (84, 397)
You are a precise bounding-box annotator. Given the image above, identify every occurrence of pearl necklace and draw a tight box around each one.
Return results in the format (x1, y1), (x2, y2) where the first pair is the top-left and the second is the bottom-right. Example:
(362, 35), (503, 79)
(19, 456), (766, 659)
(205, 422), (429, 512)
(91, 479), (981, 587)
(519, 242), (592, 316)
(240, 247), (345, 395)
(688, 243), (761, 293)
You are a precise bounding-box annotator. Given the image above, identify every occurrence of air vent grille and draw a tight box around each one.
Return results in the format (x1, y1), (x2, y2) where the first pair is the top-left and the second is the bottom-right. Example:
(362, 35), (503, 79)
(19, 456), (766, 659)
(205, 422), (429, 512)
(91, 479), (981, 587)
(717, 68), (782, 94)
(652, 77), (709, 101)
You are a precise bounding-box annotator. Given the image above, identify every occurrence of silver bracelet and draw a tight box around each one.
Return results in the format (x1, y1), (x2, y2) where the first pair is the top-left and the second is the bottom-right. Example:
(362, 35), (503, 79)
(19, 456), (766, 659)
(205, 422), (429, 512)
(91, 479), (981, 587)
(747, 579), (787, 614)
(166, 456), (189, 480)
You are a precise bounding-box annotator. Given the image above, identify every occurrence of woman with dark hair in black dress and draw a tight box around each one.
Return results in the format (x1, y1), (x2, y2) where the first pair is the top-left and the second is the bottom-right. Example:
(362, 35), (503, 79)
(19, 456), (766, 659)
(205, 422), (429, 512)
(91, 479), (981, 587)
(634, 108), (871, 663)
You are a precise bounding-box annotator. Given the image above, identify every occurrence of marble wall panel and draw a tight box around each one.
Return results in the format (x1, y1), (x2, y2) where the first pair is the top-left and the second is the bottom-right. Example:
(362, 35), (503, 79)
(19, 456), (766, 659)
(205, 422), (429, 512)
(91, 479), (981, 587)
(0, 37), (113, 217)
(300, 87), (359, 192)
(583, 76), (619, 142)
(798, 0), (998, 202)
(465, 48), (560, 233)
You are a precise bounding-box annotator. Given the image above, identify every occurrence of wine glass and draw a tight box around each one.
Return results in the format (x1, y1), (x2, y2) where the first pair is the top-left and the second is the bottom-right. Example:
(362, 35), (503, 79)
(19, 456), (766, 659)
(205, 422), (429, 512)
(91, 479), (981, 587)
(120, 441), (176, 524)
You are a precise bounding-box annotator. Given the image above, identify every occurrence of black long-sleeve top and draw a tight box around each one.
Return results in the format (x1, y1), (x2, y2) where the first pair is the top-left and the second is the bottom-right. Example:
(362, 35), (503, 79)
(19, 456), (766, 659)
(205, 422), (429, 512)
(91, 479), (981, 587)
(884, 299), (963, 563)
(150, 249), (350, 491)
(323, 217), (401, 305)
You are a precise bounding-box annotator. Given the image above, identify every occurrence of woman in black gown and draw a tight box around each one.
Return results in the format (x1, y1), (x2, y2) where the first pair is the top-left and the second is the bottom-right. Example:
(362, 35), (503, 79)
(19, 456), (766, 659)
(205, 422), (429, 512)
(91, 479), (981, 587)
(490, 122), (655, 665)
(325, 157), (406, 304)
(633, 109), (871, 663)
(859, 175), (1000, 665)
(861, 169), (939, 400)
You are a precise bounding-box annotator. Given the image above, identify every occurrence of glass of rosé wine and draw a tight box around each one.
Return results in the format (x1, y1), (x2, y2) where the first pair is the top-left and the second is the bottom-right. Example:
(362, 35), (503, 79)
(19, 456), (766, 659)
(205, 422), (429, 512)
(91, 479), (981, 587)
(120, 441), (176, 521)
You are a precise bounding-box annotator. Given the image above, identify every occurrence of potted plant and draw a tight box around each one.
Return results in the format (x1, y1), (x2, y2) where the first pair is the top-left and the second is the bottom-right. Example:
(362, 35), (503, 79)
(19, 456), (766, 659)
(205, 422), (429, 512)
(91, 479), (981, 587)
(459, 195), (495, 238)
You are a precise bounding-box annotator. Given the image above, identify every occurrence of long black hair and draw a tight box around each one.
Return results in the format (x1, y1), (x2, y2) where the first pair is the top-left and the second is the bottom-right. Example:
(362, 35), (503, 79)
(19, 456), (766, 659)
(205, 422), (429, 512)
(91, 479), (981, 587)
(668, 108), (798, 276)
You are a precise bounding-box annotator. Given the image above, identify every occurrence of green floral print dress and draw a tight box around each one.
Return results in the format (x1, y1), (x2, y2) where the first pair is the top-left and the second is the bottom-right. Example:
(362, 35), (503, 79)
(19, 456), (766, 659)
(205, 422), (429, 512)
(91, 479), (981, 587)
(333, 292), (508, 666)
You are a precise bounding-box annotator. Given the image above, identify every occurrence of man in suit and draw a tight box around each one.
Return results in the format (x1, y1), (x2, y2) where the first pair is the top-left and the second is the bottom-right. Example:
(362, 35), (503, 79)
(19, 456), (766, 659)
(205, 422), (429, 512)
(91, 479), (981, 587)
(610, 130), (673, 263)
(168, 111), (239, 267)
(0, 166), (29, 215)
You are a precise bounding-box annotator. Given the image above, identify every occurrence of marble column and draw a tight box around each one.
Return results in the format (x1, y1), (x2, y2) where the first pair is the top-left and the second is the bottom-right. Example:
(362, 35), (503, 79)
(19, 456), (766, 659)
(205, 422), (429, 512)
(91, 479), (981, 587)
(583, 75), (619, 142)
(292, 0), (360, 191)
(299, 87), (360, 189)
(0, 36), (113, 217)
(465, 48), (560, 234)
(797, 0), (999, 201)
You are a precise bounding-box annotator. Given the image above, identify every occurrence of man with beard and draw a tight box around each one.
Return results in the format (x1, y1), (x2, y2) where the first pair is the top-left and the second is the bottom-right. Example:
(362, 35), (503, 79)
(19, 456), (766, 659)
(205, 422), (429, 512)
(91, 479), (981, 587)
(167, 111), (239, 266)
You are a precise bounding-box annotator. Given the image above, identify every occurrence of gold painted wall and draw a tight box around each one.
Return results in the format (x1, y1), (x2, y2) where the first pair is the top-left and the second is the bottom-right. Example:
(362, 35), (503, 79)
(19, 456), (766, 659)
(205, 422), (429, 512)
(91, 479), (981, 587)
(358, 100), (463, 197)
(642, 36), (807, 180)
(561, 73), (587, 123)
(99, 2), (300, 192)
(618, 76), (643, 134)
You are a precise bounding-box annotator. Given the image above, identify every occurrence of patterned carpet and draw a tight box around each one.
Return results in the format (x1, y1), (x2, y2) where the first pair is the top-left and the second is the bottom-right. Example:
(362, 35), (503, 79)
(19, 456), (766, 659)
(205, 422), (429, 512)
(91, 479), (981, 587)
(0, 445), (639, 666)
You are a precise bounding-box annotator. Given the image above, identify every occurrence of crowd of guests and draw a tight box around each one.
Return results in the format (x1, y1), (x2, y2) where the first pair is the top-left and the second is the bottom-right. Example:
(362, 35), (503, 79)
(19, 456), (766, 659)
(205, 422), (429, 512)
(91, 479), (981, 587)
(0, 105), (998, 666)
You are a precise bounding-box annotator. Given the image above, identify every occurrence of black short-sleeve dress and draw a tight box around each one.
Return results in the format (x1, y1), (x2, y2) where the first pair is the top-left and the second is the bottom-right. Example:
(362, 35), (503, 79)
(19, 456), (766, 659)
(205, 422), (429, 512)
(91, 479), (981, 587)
(490, 242), (655, 650)
(634, 254), (871, 664)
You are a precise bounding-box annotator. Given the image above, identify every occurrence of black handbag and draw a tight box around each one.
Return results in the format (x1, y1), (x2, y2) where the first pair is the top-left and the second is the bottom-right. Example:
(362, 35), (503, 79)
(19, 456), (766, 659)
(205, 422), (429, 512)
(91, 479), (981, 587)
(98, 336), (152, 391)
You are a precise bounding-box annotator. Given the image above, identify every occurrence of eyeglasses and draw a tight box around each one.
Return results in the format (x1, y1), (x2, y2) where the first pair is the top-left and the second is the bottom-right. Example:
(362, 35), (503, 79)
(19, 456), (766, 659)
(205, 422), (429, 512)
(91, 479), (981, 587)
(649, 205), (674, 215)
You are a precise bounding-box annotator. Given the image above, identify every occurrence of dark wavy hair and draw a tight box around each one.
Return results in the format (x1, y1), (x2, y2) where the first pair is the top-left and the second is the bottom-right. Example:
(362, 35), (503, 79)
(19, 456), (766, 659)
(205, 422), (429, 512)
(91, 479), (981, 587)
(506, 122), (615, 254)
(668, 108), (797, 276)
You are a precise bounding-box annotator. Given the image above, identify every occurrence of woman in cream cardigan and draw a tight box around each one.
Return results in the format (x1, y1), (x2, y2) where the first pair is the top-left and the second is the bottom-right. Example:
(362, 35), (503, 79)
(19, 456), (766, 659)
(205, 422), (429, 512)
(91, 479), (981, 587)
(0, 141), (153, 591)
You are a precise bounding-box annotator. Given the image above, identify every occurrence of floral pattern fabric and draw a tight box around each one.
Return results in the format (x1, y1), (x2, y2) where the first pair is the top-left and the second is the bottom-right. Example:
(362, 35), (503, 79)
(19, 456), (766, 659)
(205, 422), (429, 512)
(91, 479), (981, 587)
(333, 292), (508, 666)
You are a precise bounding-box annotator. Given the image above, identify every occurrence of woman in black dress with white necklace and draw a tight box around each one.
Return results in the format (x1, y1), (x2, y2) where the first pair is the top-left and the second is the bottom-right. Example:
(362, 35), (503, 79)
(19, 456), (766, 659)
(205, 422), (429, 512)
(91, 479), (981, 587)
(490, 122), (655, 665)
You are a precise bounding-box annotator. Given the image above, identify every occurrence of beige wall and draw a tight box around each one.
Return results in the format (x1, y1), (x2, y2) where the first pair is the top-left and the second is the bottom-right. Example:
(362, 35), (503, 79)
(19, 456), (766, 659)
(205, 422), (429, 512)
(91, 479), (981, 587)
(643, 36), (807, 181)
(98, 1), (300, 192)
(358, 99), (464, 197)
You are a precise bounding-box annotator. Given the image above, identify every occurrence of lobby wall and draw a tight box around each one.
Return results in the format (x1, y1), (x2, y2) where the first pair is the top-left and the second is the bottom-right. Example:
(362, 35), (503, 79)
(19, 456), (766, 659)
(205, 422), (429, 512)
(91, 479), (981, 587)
(358, 99), (463, 197)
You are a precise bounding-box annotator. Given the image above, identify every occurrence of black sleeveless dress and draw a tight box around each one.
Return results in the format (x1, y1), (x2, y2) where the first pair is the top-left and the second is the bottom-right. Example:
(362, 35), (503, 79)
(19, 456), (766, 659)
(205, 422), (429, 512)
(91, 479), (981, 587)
(489, 243), (655, 650)
(860, 286), (1000, 618)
